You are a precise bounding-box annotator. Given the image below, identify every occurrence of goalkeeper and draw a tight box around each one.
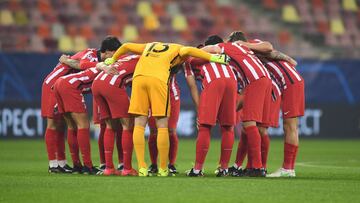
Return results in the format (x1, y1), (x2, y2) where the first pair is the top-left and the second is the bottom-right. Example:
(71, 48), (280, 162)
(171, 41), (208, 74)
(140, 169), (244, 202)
(105, 42), (229, 176)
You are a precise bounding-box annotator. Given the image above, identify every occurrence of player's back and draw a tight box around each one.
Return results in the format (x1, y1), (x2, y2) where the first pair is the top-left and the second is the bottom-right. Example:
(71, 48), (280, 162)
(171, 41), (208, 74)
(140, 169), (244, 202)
(218, 42), (269, 83)
(43, 48), (97, 86)
(70, 48), (98, 61)
(94, 54), (140, 88)
(134, 42), (183, 83)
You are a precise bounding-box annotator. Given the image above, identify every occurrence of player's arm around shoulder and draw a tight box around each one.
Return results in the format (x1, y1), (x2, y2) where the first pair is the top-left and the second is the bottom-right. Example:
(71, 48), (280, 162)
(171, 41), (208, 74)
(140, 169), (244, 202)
(179, 46), (229, 65)
(236, 40), (273, 53)
(201, 45), (222, 54)
(96, 62), (119, 75)
(107, 43), (146, 65)
(59, 54), (81, 69)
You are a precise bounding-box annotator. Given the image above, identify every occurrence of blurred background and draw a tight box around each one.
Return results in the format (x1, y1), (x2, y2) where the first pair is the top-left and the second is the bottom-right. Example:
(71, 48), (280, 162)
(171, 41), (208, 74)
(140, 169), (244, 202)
(0, 0), (359, 139)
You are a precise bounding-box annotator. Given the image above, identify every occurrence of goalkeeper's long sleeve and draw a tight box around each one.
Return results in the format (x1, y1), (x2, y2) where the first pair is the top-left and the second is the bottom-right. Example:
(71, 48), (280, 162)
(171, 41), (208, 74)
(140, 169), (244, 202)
(179, 46), (229, 64)
(179, 46), (212, 61)
(112, 43), (146, 61)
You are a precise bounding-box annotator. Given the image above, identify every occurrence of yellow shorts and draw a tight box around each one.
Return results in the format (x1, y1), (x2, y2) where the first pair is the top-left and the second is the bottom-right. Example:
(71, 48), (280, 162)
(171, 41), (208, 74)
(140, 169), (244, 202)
(129, 75), (170, 117)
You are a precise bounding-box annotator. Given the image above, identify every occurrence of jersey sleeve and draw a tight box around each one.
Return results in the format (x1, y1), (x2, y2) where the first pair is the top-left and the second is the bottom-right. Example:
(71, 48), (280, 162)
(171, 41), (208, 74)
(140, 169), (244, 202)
(179, 46), (211, 61)
(79, 50), (98, 70)
(112, 43), (146, 61)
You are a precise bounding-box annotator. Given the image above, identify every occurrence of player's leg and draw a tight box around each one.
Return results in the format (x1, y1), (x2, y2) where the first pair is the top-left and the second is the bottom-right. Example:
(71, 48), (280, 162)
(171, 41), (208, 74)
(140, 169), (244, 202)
(230, 105), (248, 176)
(148, 76), (172, 177)
(120, 117), (137, 176)
(71, 112), (98, 174)
(128, 76), (151, 176)
(97, 123), (106, 170)
(154, 116), (170, 176)
(168, 96), (180, 175)
(102, 118), (121, 176)
(63, 113), (82, 173)
(188, 123), (211, 177)
(230, 129), (248, 176)
(217, 125), (235, 177)
(269, 81), (304, 178)
(258, 126), (270, 170)
(43, 82), (61, 173)
(44, 118), (60, 172)
(115, 124), (123, 170)
(147, 116), (158, 175)
(283, 117), (299, 168)
(216, 79), (236, 176)
(53, 118), (72, 173)
(188, 81), (224, 177)
(241, 78), (271, 177)
(257, 83), (272, 172)
(133, 115), (149, 176)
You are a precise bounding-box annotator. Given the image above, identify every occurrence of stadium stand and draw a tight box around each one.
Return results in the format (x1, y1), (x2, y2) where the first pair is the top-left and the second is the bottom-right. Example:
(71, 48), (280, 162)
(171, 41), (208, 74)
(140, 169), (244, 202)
(0, 0), (358, 58)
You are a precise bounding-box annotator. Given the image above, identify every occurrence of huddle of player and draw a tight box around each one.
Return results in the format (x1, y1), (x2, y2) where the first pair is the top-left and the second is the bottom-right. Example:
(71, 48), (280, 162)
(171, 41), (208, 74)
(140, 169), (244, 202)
(42, 30), (304, 178)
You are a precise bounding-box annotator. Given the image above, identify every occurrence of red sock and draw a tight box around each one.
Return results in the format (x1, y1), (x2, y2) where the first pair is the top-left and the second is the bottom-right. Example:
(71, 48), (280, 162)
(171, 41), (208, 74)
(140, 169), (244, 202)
(56, 131), (66, 160)
(169, 131), (178, 165)
(245, 126), (262, 169)
(246, 156), (252, 169)
(97, 123), (106, 165)
(148, 132), (158, 165)
(67, 129), (81, 166)
(116, 125), (123, 164)
(291, 145), (299, 169)
(235, 132), (248, 167)
(219, 126), (234, 169)
(194, 125), (211, 170)
(122, 129), (133, 170)
(261, 133), (270, 169)
(104, 128), (115, 169)
(77, 128), (93, 168)
(45, 128), (57, 161)
(283, 142), (298, 169)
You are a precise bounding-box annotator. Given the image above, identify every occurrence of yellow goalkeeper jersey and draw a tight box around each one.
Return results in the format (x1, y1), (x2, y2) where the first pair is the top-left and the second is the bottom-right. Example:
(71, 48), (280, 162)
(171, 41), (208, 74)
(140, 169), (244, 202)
(133, 42), (184, 83)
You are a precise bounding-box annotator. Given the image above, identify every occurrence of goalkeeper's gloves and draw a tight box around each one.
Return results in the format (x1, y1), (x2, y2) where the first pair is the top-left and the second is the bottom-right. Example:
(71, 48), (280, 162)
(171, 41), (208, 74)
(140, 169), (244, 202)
(210, 54), (230, 65)
(104, 57), (115, 65)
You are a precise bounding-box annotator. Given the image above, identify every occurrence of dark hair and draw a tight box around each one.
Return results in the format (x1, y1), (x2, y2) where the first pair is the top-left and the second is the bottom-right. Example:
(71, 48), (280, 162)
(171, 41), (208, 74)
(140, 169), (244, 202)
(100, 36), (121, 52)
(228, 31), (247, 42)
(204, 35), (224, 45)
(196, 44), (204, 48)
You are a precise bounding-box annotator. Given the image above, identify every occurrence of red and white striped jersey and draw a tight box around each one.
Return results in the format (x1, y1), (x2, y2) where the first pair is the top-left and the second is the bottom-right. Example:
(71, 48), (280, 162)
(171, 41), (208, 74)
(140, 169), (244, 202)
(169, 75), (180, 101)
(61, 67), (100, 90)
(94, 55), (140, 88)
(263, 59), (302, 90)
(184, 59), (237, 89)
(43, 48), (99, 86)
(217, 42), (270, 87)
(248, 39), (302, 90)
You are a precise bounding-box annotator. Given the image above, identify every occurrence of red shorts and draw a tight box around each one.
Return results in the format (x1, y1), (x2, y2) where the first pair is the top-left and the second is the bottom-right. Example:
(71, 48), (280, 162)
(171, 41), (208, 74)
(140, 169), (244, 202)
(53, 78), (87, 114)
(242, 77), (272, 123)
(92, 80), (130, 120)
(282, 80), (305, 118)
(260, 86), (282, 128)
(198, 78), (237, 126)
(148, 94), (181, 130)
(41, 82), (59, 118)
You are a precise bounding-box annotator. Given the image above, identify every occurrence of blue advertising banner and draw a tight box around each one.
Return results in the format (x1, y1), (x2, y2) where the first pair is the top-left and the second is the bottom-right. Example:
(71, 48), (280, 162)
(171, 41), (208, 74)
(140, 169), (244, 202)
(0, 53), (359, 138)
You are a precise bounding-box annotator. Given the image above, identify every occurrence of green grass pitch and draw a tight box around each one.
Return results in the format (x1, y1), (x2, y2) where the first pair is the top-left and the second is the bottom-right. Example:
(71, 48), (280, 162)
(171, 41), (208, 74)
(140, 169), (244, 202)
(0, 139), (359, 203)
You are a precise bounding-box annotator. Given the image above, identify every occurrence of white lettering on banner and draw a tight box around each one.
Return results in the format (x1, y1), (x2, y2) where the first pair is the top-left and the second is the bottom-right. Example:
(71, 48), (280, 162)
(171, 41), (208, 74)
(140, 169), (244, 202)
(268, 109), (323, 136)
(0, 108), (43, 137)
(13, 109), (22, 136)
